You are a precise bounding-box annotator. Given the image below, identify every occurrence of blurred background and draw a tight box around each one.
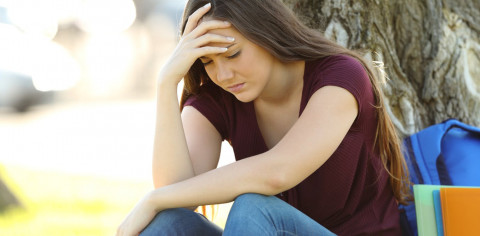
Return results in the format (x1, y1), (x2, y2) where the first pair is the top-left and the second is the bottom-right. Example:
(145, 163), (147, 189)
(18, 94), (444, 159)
(0, 0), (234, 235)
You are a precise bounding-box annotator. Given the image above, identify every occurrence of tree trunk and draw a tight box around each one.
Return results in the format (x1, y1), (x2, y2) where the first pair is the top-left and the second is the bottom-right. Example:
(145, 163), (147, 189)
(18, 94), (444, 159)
(0, 177), (21, 211)
(283, 0), (480, 136)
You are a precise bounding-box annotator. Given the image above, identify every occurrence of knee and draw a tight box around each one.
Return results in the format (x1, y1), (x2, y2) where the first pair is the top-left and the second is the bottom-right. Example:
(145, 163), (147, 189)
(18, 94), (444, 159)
(234, 193), (270, 206)
(233, 193), (273, 208)
(140, 208), (223, 236)
(140, 208), (195, 236)
(151, 208), (192, 226)
(229, 193), (275, 217)
(225, 194), (278, 234)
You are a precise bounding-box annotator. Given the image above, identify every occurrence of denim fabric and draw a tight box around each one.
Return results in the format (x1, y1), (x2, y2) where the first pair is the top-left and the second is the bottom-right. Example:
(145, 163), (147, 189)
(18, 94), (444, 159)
(139, 208), (223, 236)
(140, 193), (336, 236)
(223, 193), (335, 236)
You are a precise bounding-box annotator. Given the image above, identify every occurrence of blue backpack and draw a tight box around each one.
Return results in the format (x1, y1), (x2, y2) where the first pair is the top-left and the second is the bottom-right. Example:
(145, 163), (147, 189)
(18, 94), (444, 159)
(398, 119), (480, 235)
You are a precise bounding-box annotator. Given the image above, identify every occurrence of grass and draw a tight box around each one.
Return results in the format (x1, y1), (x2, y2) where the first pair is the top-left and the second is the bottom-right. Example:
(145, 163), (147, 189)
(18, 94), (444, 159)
(0, 164), (231, 236)
(0, 164), (152, 236)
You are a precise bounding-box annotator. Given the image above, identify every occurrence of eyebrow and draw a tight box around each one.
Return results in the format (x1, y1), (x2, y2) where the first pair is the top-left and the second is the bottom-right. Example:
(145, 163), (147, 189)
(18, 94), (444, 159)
(200, 43), (237, 60)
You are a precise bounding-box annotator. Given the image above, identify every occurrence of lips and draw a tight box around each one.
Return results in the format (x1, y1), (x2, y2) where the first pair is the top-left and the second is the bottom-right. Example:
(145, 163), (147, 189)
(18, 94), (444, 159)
(227, 83), (245, 93)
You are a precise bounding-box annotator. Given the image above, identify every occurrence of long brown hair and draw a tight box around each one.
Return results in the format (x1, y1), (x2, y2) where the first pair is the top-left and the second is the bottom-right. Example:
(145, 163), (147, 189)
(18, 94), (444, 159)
(179, 0), (412, 205)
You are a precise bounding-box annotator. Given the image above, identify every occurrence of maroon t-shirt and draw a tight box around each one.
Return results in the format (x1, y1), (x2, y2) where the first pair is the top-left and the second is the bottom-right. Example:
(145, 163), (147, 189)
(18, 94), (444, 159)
(184, 55), (401, 235)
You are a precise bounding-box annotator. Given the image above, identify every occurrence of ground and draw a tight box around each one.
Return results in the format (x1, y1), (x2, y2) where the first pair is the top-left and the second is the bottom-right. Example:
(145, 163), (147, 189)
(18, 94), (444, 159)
(0, 100), (234, 235)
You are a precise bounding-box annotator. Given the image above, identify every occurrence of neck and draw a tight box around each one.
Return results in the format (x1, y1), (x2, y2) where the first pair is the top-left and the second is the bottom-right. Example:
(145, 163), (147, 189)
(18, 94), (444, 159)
(255, 60), (305, 105)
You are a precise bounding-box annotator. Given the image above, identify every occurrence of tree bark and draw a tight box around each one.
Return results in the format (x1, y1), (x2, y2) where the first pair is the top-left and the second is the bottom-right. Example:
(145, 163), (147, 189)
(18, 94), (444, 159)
(283, 0), (480, 136)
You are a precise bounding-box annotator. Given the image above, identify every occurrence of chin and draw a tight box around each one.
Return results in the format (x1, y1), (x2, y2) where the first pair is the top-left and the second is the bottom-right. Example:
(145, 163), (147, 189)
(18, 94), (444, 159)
(233, 93), (256, 103)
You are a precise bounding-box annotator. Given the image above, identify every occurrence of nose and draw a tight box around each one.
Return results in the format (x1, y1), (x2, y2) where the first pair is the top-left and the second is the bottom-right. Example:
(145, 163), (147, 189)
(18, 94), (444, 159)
(215, 62), (234, 82)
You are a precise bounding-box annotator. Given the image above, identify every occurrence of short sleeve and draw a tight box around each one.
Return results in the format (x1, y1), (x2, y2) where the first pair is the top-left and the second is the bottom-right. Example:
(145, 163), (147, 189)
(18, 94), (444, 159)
(184, 83), (229, 140)
(310, 55), (373, 114)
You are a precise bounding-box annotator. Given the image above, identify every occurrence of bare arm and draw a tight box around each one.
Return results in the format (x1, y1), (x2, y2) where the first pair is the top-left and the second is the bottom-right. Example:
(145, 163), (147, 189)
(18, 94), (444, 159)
(181, 106), (222, 176)
(149, 85), (358, 210)
(151, 4), (234, 188)
(151, 84), (194, 188)
(152, 86), (222, 211)
(117, 85), (358, 235)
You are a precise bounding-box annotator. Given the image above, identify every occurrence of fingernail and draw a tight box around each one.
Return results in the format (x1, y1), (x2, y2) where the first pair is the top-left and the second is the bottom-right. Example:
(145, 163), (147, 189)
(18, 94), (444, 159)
(224, 21), (231, 25)
(227, 37), (235, 42)
(221, 48), (228, 52)
(204, 3), (211, 8)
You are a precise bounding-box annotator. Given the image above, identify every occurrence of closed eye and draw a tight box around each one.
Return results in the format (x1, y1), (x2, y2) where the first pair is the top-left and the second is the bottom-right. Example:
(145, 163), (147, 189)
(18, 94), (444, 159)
(202, 51), (241, 66)
(227, 51), (241, 59)
(202, 60), (212, 66)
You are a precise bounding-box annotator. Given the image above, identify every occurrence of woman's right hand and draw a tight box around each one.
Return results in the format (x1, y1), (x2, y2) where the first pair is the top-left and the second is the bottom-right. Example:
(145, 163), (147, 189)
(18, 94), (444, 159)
(157, 3), (235, 87)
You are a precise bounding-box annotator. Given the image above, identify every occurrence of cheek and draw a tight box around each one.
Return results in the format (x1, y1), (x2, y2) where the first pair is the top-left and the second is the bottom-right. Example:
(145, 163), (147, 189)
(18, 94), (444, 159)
(239, 49), (272, 77)
(238, 51), (254, 70)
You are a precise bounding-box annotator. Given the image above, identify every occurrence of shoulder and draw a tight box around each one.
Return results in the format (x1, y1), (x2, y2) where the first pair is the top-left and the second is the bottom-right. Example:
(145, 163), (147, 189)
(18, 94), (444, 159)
(305, 55), (372, 97)
(184, 80), (232, 140)
(306, 55), (369, 81)
(303, 55), (375, 121)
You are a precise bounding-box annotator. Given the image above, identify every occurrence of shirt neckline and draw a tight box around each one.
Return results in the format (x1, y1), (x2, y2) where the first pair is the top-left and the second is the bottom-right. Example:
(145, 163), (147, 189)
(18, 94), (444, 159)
(249, 60), (314, 151)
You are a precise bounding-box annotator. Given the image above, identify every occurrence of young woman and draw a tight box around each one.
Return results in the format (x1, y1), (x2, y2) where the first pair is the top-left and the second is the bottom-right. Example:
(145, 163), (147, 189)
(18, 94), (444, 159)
(117, 0), (412, 235)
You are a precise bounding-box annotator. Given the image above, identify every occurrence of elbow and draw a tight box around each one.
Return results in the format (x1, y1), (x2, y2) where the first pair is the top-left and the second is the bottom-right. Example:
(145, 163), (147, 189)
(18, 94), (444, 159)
(264, 171), (290, 195)
(255, 156), (294, 195)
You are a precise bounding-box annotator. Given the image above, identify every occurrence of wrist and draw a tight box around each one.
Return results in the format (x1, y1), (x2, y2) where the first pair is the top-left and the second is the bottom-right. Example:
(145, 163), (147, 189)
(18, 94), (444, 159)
(157, 68), (184, 88)
(157, 77), (178, 90)
(146, 189), (164, 213)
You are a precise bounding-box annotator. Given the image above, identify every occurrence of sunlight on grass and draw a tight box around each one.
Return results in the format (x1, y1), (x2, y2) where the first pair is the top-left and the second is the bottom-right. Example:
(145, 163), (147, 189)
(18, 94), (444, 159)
(0, 164), (231, 235)
(0, 164), (152, 236)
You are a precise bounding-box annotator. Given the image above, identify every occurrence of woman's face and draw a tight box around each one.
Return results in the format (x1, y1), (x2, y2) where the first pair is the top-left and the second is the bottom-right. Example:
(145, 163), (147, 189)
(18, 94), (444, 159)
(198, 23), (277, 103)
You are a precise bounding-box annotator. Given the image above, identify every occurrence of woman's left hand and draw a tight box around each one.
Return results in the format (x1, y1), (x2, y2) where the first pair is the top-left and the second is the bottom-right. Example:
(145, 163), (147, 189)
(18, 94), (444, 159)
(116, 192), (159, 236)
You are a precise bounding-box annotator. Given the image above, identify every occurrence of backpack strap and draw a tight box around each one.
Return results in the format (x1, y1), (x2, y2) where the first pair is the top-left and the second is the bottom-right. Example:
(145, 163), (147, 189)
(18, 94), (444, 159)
(403, 137), (424, 184)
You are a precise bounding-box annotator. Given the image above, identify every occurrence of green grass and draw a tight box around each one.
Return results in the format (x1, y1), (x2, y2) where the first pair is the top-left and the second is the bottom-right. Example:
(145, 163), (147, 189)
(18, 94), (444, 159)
(0, 165), (152, 236)
(0, 165), (232, 235)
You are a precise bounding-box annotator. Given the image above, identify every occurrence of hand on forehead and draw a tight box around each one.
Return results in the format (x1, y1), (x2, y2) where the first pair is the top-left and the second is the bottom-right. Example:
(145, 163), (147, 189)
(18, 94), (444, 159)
(198, 16), (231, 34)
(198, 17), (239, 47)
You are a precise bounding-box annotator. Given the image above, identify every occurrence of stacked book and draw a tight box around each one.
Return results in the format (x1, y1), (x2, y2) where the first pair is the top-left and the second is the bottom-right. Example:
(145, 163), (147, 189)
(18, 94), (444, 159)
(414, 184), (480, 236)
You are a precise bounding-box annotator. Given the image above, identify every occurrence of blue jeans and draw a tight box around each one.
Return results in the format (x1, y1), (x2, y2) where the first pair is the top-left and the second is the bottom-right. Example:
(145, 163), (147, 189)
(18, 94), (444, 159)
(140, 193), (336, 236)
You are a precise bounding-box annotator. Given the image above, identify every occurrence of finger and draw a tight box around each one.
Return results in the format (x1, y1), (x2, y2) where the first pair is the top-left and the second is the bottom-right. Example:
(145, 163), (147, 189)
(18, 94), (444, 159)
(193, 46), (229, 58)
(192, 33), (235, 47)
(183, 3), (212, 35)
(187, 20), (231, 39)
